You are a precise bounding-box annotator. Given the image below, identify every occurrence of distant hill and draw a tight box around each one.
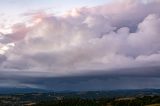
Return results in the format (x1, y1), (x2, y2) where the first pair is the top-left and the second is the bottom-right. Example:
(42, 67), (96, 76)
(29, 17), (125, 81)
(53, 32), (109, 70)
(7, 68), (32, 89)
(0, 88), (160, 98)
(53, 89), (160, 98)
(0, 87), (49, 94)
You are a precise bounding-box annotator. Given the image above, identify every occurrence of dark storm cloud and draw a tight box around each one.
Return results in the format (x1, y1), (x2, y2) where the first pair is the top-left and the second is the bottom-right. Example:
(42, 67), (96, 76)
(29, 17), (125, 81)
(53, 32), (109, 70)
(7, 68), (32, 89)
(0, 66), (160, 90)
(0, 0), (160, 89)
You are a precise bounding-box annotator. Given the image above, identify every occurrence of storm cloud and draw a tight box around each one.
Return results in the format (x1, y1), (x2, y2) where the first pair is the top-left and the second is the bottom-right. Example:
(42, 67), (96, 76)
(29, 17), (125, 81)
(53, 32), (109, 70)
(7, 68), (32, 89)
(0, 0), (160, 89)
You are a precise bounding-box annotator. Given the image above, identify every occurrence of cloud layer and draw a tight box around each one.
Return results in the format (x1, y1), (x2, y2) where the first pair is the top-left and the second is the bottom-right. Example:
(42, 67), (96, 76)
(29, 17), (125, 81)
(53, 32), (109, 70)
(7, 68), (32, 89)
(0, 0), (160, 89)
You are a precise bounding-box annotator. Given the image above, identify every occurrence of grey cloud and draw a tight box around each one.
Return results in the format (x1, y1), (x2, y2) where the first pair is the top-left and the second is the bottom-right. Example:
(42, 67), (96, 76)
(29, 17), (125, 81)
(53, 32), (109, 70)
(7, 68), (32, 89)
(0, 0), (160, 89)
(1, 67), (160, 90)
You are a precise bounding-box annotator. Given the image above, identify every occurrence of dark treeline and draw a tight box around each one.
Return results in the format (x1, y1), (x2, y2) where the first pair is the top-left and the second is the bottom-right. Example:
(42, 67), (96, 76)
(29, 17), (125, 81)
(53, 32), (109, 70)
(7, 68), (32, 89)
(35, 96), (160, 106)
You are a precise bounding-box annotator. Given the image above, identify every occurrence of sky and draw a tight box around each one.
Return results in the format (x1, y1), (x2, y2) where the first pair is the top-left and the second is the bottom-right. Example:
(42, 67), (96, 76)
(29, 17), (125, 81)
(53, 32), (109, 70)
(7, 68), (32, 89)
(0, 0), (160, 90)
(0, 0), (110, 11)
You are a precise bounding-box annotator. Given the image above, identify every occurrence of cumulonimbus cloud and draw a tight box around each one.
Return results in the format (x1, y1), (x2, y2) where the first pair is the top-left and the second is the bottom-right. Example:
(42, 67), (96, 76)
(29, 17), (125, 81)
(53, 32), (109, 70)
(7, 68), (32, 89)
(0, 0), (160, 77)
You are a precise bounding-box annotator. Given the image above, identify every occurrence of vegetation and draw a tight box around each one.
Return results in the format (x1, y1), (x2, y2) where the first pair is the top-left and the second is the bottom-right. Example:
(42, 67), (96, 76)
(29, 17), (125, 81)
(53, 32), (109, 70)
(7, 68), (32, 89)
(0, 90), (160, 106)
(35, 96), (160, 106)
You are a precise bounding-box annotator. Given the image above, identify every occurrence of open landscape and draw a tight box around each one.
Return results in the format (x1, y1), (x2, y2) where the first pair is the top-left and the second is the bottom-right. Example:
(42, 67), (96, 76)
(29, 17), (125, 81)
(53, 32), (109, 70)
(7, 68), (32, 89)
(0, 89), (160, 106)
(0, 0), (160, 105)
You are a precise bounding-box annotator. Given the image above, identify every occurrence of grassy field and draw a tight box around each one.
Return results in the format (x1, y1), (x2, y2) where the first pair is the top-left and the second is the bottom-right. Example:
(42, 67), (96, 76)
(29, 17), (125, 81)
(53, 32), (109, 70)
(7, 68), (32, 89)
(146, 104), (160, 106)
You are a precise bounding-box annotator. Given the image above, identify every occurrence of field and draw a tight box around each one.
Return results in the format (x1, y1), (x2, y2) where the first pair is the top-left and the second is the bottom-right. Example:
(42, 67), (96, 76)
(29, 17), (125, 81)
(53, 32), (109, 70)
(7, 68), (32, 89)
(0, 89), (160, 106)
(146, 104), (160, 106)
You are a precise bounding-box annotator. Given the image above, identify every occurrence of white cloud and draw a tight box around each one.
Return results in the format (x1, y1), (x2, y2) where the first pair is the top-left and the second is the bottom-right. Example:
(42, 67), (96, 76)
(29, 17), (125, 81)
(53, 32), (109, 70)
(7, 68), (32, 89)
(0, 0), (160, 77)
